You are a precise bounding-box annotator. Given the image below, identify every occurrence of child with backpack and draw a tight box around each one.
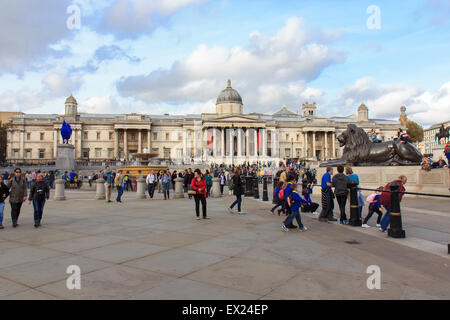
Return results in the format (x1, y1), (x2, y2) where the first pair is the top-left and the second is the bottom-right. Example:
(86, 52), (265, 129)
(270, 182), (285, 216)
(362, 187), (384, 228)
(282, 174), (297, 228)
(300, 185), (319, 214)
(281, 183), (308, 232)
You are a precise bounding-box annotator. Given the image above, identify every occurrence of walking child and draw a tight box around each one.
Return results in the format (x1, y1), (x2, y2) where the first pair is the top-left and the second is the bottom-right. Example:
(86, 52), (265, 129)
(362, 187), (384, 228)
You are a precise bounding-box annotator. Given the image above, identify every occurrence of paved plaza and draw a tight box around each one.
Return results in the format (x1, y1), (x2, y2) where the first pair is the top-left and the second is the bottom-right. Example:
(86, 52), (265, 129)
(0, 187), (449, 300)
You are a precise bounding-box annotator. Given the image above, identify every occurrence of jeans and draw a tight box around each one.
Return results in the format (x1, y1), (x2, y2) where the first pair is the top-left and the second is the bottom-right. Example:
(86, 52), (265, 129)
(32, 199), (46, 222)
(380, 206), (391, 231)
(230, 194), (242, 212)
(194, 194), (207, 217)
(0, 201), (4, 224)
(206, 184), (212, 197)
(105, 183), (112, 201)
(220, 184), (224, 195)
(284, 210), (304, 229)
(10, 202), (23, 223)
(163, 182), (170, 199)
(336, 194), (347, 221)
(116, 186), (124, 202)
(148, 183), (155, 198)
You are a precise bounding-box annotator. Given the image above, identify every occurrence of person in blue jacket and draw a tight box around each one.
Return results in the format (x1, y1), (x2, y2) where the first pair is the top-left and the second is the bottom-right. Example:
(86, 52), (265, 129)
(281, 183), (308, 232)
(282, 174), (297, 228)
(270, 181), (285, 215)
(301, 185), (319, 214)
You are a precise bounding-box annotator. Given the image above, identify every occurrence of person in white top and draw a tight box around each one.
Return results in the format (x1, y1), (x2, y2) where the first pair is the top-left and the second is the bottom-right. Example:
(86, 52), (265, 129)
(146, 170), (157, 199)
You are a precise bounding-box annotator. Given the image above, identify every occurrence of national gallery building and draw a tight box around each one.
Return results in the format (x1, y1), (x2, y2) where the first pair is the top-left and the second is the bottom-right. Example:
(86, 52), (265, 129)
(6, 80), (405, 166)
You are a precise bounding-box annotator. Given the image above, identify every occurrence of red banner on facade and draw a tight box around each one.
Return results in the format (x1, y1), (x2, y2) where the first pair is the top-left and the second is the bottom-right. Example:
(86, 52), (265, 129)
(258, 131), (262, 149)
(208, 131), (213, 148)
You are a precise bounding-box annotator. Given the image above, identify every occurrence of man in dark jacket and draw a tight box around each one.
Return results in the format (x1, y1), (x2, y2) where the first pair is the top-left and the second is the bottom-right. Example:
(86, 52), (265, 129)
(184, 168), (195, 199)
(332, 165), (350, 224)
(28, 174), (50, 227)
(228, 168), (245, 214)
(7, 168), (27, 228)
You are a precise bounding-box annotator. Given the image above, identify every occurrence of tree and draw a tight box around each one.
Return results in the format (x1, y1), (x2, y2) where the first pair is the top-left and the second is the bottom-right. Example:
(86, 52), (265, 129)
(406, 120), (424, 143)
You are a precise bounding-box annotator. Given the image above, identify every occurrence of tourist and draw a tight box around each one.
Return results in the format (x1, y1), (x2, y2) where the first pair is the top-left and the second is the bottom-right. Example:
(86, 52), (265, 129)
(318, 167), (336, 222)
(368, 129), (382, 143)
(104, 165), (114, 203)
(228, 168), (245, 214)
(27, 174), (50, 228)
(146, 170), (157, 199)
(396, 128), (409, 144)
(421, 156), (432, 171)
(281, 183), (308, 232)
(279, 169), (287, 184)
(7, 168), (28, 228)
(26, 171), (32, 189)
(161, 170), (171, 200)
(184, 168), (194, 199)
(332, 165), (349, 225)
(219, 171), (226, 195)
(114, 171), (124, 203)
(124, 172), (132, 191)
(379, 175), (407, 232)
(345, 167), (359, 188)
(432, 156), (447, 168)
(300, 185), (319, 214)
(0, 176), (10, 229)
(3, 171), (9, 186)
(190, 169), (208, 220)
(270, 181), (285, 216)
(362, 187), (384, 228)
(282, 173), (298, 228)
(445, 141), (450, 190)
(171, 170), (177, 190)
(205, 171), (213, 197)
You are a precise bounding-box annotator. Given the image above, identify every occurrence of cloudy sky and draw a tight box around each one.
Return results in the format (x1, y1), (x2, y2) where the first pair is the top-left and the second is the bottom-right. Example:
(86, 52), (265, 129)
(0, 0), (449, 127)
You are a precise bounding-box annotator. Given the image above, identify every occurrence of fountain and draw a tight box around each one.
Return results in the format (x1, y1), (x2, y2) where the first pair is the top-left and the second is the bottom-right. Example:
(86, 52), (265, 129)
(120, 152), (168, 178)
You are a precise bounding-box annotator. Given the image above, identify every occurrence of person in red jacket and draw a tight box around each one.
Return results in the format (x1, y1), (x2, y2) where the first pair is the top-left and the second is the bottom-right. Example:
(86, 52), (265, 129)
(379, 175), (407, 232)
(191, 169), (209, 220)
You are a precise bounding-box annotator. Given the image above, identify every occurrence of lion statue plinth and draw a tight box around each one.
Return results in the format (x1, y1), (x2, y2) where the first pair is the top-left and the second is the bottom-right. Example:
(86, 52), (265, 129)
(320, 124), (422, 167)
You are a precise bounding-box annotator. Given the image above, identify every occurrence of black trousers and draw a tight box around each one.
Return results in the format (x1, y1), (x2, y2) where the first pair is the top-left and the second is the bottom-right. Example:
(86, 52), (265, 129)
(194, 194), (207, 217)
(319, 190), (334, 219)
(301, 202), (319, 213)
(148, 183), (155, 198)
(10, 202), (23, 223)
(206, 184), (212, 197)
(363, 205), (383, 224)
(336, 194), (347, 221)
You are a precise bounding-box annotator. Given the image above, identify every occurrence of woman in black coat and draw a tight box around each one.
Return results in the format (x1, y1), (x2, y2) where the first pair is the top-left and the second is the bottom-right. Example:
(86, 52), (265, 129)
(0, 175), (10, 229)
(228, 168), (245, 214)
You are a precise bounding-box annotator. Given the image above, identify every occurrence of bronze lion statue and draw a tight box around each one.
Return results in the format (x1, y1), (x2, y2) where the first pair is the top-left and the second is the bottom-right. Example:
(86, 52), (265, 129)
(320, 124), (422, 167)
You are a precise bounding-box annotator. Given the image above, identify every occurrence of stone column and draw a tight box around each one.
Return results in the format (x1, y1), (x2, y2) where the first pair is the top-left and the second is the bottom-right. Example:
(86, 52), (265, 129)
(211, 178), (221, 198)
(77, 129), (82, 160)
(53, 129), (58, 158)
(138, 130), (142, 153)
(8, 129), (13, 160)
(95, 178), (106, 200)
(254, 128), (258, 158)
(324, 131), (328, 161)
(303, 131), (307, 158)
(124, 129), (128, 160)
(54, 179), (66, 201)
(20, 130), (24, 159)
(262, 129), (267, 157)
(147, 129), (151, 152)
(183, 129), (187, 160)
(237, 128), (242, 157)
(221, 127), (225, 160)
(193, 129), (197, 160)
(312, 132), (316, 160)
(136, 177), (146, 199)
(245, 129), (250, 158)
(72, 129), (76, 156)
(213, 128), (217, 158)
(332, 132), (336, 158)
(114, 130), (119, 158)
(174, 177), (184, 199)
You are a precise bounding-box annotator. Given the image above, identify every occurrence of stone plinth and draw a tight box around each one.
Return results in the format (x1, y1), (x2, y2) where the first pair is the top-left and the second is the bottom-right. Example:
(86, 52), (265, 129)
(136, 177), (147, 199)
(95, 178), (106, 200)
(174, 178), (184, 199)
(211, 178), (221, 198)
(315, 166), (450, 198)
(56, 144), (76, 171)
(54, 179), (66, 201)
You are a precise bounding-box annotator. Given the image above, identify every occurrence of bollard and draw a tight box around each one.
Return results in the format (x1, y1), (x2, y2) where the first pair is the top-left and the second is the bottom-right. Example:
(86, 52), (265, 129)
(245, 175), (254, 197)
(253, 176), (260, 199)
(54, 179), (66, 201)
(173, 178), (184, 199)
(262, 177), (269, 201)
(95, 178), (106, 200)
(388, 182), (406, 238)
(272, 177), (279, 204)
(348, 181), (362, 226)
(211, 178), (221, 198)
(136, 177), (147, 199)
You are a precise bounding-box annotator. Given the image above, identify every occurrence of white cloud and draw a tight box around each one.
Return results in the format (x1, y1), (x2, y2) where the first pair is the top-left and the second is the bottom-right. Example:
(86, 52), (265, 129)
(42, 72), (83, 97)
(331, 77), (450, 126)
(79, 96), (121, 114)
(117, 17), (344, 113)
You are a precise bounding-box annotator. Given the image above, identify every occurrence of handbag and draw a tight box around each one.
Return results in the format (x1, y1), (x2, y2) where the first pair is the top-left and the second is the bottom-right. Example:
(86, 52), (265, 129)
(188, 190), (197, 195)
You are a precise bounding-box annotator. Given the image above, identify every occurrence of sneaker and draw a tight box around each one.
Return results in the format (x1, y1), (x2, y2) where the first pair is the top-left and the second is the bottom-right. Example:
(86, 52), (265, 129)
(228, 207), (233, 214)
(312, 212), (318, 215)
(269, 210), (274, 215)
(298, 226), (308, 232)
(344, 220), (349, 224)
(339, 221), (344, 225)
(0, 224), (4, 229)
(237, 211), (246, 215)
(362, 224), (370, 228)
(376, 224), (381, 227)
(203, 216), (210, 219)
(379, 228), (385, 232)
(196, 217), (201, 220)
(281, 224), (289, 232)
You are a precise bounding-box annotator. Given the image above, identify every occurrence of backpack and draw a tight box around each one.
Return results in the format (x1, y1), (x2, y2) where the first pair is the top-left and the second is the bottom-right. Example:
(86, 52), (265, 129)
(287, 193), (296, 208)
(278, 188), (285, 201)
(228, 177), (234, 190)
(366, 192), (377, 204)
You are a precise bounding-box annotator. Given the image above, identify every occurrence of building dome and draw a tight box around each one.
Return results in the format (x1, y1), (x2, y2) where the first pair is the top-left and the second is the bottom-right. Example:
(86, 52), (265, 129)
(358, 102), (368, 111)
(216, 80), (242, 105)
(65, 94), (77, 105)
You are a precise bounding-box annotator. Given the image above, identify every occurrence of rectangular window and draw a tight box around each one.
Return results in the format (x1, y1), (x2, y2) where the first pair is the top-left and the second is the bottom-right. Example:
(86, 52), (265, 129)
(108, 149), (113, 158)
(296, 148), (301, 157)
(166, 133), (170, 141)
(27, 133), (31, 140)
(267, 148), (272, 157)
(82, 148), (89, 158)
(96, 132), (101, 140)
(109, 132), (113, 140)
(297, 134), (300, 142)
(39, 149), (45, 159)
(13, 149), (18, 158)
(40, 132), (44, 141)
(286, 134), (289, 141)
(84, 131), (88, 139)
(164, 148), (171, 159)
(95, 148), (101, 158)
(285, 148), (291, 158)
(153, 132), (157, 140)
(25, 149), (31, 159)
